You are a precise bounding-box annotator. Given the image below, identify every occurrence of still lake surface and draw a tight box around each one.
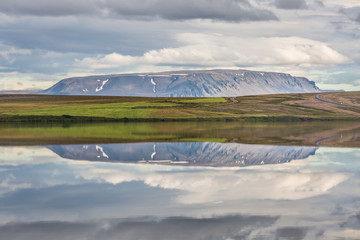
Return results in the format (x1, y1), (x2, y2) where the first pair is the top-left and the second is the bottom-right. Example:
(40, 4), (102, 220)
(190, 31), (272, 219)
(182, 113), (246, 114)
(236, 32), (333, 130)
(0, 121), (359, 239)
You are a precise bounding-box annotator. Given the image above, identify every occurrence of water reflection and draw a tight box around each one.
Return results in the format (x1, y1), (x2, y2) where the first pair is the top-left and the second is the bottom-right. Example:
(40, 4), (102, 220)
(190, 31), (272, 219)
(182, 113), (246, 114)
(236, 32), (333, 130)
(47, 142), (317, 167)
(0, 215), (279, 240)
(0, 146), (359, 239)
(1, 121), (360, 147)
(0, 120), (360, 239)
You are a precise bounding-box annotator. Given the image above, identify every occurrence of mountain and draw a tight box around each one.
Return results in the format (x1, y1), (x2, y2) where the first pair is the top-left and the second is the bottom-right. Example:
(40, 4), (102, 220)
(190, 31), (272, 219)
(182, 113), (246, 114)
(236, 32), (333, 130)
(47, 142), (317, 167)
(42, 69), (320, 97)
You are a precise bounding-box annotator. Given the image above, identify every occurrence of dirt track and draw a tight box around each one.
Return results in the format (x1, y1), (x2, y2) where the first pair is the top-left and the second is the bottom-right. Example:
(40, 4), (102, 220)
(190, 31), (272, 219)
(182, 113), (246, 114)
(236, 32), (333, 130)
(315, 94), (360, 108)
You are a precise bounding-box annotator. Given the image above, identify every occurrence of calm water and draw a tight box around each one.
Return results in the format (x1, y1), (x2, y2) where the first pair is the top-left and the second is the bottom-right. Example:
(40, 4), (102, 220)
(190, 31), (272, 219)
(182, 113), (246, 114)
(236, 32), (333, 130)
(0, 122), (359, 239)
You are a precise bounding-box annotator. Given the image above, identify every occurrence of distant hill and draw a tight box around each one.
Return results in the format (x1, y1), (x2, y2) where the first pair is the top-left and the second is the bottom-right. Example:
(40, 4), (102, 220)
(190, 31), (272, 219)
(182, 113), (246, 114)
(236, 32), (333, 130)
(41, 69), (320, 97)
(0, 90), (41, 94)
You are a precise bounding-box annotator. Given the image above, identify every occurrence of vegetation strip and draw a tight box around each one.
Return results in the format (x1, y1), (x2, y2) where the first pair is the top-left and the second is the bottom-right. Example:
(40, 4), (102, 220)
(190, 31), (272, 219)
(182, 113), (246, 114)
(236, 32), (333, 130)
(0, 92), (359, 122)
(1, 121), (359, 148)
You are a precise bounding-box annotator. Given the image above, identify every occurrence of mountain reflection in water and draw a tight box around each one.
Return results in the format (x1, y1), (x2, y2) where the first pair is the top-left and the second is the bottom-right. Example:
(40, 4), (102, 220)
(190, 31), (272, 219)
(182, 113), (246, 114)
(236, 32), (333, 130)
(0, 145), (359, 239)
(47, 142), (317, 167)
(1, 121), (360, 239)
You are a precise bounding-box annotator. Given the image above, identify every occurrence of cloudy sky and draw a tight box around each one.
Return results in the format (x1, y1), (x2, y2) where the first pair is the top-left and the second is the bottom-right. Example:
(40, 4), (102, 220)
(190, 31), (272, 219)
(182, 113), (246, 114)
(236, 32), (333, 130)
(0, 0), (359, 91)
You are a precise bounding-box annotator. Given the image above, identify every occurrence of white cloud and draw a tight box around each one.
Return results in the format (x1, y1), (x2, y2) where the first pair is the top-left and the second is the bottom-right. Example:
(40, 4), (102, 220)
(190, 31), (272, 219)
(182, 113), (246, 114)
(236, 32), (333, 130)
(76, 34), (350, 71)
(78, 53), (138, 69)
(75, 161), (348, 204)
(0, 146), (63, 164)
(326, 0), (360, 8)
(0, 43), (31, 64)
(0, 174), (31, 195)
(0, 72), (58, 90)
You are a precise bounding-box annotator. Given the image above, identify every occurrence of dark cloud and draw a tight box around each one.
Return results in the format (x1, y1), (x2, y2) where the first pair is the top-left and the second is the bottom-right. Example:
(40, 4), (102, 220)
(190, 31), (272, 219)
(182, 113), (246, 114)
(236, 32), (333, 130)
(0, 0), (98, 16)
(326, 66), (360, 86)
(104, 0), (278, 22)
(274, 0), (308, 10)
(314, 0), (325, 7)
(0, 222), (94, 240)
(0, 0), (277, 22)
(0, 215), (278, 240)
(340, 7), (360, 23)
(0, 180), (177, 217)
(275, 227), (308, 240)
(342, 213), (360, 230)
(0, 18), (173, 54)
(0, 18), (176, 74)
(356, 15), (360, 23)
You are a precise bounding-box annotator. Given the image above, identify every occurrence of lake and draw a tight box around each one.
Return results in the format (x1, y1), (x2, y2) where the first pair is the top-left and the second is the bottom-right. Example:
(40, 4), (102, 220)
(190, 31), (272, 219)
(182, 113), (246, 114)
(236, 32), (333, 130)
(0, 121), (359, 239)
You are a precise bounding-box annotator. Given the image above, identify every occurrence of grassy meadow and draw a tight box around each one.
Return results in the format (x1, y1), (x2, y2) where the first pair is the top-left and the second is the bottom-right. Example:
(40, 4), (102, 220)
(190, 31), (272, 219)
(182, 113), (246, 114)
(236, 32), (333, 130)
(0, 92), (359, 122)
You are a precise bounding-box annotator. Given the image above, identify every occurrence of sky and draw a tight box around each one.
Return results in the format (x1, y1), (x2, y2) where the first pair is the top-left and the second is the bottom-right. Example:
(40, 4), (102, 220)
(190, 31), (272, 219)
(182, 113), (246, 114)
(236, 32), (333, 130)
(0, 0), (359, 91)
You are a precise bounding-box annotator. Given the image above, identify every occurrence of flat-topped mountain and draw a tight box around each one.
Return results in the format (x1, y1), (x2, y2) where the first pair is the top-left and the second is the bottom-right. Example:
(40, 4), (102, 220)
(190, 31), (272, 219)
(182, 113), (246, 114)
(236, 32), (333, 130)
(42, 69), (320, 97)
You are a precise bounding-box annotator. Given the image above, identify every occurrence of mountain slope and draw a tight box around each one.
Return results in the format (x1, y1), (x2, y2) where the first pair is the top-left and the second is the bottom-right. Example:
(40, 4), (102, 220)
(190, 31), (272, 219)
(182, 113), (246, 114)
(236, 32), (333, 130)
(42, 69), (320, 97)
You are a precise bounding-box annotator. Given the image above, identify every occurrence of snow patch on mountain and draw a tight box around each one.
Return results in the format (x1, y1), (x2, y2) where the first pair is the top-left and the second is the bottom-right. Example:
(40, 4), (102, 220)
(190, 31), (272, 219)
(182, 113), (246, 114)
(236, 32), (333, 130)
(150, 78), (156, 93)
(96, 145), (109, 158)
(151, 144), (157, 160)
(95, 79), (108, 92)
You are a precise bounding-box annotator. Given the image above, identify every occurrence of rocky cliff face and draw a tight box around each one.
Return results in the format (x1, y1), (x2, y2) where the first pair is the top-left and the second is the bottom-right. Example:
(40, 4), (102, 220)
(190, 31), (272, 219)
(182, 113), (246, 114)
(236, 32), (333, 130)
(47, 142), (317, 167)
(42, 69), (320, 97)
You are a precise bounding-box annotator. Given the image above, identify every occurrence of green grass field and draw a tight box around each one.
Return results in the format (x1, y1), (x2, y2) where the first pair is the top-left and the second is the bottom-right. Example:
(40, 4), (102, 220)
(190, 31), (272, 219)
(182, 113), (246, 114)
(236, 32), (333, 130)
(0, 92), (359, 122)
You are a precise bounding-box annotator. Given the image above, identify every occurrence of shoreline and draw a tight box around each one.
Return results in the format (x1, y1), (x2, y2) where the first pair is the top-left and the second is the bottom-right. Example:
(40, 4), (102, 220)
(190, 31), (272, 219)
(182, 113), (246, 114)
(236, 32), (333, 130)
(0, 115), (358, 123)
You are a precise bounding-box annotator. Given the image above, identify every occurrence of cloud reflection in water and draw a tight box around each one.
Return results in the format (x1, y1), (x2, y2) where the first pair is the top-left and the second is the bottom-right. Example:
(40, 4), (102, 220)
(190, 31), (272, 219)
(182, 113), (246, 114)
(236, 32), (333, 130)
(0, 146), (359, 239)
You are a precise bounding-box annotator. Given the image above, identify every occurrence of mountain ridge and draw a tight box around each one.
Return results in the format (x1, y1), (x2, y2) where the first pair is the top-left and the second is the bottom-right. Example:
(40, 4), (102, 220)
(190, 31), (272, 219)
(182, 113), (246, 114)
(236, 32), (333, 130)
(42, 69), (320, 97)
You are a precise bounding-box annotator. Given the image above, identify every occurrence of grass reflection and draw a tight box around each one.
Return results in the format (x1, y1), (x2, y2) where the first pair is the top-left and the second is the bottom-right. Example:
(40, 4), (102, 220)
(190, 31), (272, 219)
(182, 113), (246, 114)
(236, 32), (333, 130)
(0, 121), (360, 147)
